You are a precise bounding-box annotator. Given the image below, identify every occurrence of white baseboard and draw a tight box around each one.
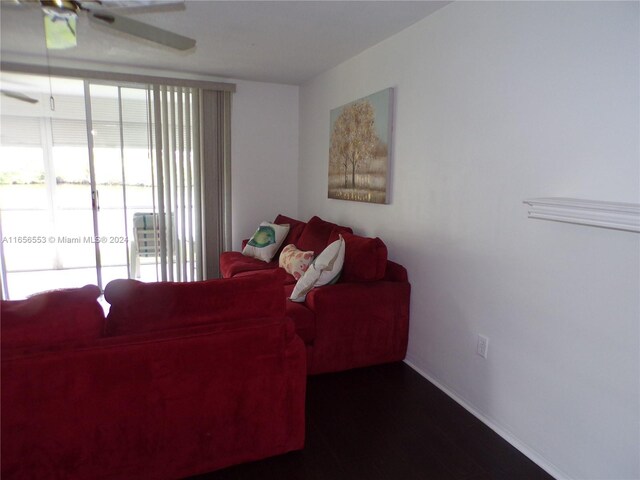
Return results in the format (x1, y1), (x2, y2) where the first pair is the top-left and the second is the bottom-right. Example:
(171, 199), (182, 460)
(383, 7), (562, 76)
(403, 357), (571, 480)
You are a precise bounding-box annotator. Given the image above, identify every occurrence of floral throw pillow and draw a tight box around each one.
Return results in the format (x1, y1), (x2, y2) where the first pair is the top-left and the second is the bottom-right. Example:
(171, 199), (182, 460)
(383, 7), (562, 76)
(279, 244), (314, 280)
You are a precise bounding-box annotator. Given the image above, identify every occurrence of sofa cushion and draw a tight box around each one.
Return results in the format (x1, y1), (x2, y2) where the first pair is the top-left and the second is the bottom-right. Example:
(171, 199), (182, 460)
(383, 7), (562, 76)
(296, 216), (352, 256)
(1, 285), (105, 350)
(274, 214), (306, 250)
(329, 231), (388, 282)
(104, 269), (286, 336)
(242, 221), (290, 262)
(220, 251), (279, 278)
(233, 268), (298, 285)
(279, 244), (314, 280)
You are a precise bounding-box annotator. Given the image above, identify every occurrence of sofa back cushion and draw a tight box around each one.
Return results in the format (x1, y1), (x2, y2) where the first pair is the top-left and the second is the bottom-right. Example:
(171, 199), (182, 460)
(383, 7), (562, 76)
(274, 214), (306, 249)
(329, 231), (388, 282)
(296, 216), (352, 255)
(105, 269), (286, 336)
(1, 285), (105, 350)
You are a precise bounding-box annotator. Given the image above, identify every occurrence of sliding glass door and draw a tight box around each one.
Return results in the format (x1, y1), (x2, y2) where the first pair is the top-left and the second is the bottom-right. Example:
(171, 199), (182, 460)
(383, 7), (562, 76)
(1, 69), (228, 300)
(0, 74), (98, 299)
(86, 82), (158, 289)
(0, 74), (157, 298)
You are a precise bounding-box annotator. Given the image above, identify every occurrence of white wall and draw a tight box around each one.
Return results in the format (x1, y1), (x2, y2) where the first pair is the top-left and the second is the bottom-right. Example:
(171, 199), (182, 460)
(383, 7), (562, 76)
(298, 2), (639, 479)
(231, 80), (298, 249)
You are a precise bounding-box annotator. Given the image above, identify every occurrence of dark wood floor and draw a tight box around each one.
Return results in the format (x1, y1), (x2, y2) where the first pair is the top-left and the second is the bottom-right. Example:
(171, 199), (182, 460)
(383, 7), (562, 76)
(190, 362), (554, 480)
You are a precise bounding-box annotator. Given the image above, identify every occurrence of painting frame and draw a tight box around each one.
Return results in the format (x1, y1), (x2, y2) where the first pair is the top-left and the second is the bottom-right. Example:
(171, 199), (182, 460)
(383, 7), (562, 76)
(328, 87), (394, 204)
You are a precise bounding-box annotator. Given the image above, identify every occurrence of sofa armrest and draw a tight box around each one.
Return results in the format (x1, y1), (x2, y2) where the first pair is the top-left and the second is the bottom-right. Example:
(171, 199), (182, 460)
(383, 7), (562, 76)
(304, 280), (410, 374)
(305, 280), (410, 321)
(383, 260), (408, 282)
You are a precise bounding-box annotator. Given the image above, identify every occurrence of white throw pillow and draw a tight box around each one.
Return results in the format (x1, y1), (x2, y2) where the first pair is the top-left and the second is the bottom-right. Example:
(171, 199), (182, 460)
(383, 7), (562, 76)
(289, 235), (345, 302)
(242, 222), (290, 262)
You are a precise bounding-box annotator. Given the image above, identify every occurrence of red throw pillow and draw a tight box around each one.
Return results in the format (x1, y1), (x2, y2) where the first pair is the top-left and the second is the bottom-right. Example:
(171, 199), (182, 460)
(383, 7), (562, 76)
(1, 285), (105, 350)
(296, 216), (352, 255)
(328, 231), (388, 282)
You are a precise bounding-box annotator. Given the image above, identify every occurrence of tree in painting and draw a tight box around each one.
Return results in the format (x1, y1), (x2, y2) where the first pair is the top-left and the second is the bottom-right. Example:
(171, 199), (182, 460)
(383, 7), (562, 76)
(329, 100), (379, 189)
(328, 88), (391, 204)
(329, 121), (349, 188)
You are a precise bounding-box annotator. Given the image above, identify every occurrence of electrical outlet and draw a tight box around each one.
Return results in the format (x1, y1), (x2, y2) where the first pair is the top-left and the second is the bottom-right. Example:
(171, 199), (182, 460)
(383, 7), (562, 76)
(477, 334), (489, 359)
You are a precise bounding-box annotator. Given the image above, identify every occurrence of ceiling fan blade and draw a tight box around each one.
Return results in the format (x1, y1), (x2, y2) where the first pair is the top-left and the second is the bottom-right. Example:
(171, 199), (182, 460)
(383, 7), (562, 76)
(79, 0), (185, 14)
(94, 0), (184, 8)
(1, 90), (39, 104)
(89, 9), (195, 50)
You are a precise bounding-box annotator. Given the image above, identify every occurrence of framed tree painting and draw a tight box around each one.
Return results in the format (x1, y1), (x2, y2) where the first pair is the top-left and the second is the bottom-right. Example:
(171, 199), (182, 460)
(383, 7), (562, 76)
(328, 88), (393, 204)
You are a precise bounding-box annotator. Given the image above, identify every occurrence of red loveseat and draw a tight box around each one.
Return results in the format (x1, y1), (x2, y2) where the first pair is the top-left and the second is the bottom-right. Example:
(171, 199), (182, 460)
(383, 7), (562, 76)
(1, 271), (306, 479)
(220, 215), (411, 375)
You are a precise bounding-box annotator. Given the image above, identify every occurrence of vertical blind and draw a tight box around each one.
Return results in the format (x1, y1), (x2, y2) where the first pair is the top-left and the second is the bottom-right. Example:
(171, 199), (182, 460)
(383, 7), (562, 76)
(148, 85), (232, 282)
(201, 89), (232, 278)
(151, 85), (200, 281)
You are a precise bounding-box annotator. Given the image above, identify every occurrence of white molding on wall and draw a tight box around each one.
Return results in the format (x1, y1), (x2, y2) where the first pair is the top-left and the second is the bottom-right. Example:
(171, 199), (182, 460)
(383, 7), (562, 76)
(403, 358), (571, 480)
(523, 198), (640, 233)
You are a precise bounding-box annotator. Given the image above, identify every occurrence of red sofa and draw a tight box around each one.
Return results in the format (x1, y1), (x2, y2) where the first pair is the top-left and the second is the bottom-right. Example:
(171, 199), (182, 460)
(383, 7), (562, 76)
(1, 271), (306, 479)
(220, 215), (411, 375)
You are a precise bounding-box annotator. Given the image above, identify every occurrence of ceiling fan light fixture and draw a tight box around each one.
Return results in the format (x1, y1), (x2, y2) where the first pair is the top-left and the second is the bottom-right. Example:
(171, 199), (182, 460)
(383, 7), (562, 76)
(40, 0), (81, 14)
(17, 0), (195, 51)
(43, 11), (78, 49)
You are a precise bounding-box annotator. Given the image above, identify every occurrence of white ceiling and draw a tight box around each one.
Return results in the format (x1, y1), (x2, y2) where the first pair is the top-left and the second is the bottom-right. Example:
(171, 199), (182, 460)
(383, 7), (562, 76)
(0, 1), (449, 85)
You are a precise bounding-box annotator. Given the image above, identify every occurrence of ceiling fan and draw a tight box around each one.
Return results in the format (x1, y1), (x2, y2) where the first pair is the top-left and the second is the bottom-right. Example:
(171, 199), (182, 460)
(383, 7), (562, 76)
(1, 0), (195, 104)
(12, 0), (196, 51)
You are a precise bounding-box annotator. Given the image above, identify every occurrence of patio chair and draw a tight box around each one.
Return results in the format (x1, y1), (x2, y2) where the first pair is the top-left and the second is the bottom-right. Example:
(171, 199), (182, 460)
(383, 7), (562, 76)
(130, 212), (161, 278)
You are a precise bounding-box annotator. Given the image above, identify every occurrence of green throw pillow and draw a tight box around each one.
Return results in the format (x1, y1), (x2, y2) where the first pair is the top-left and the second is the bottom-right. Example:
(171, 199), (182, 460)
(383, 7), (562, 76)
(242, 221), (290, 262)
